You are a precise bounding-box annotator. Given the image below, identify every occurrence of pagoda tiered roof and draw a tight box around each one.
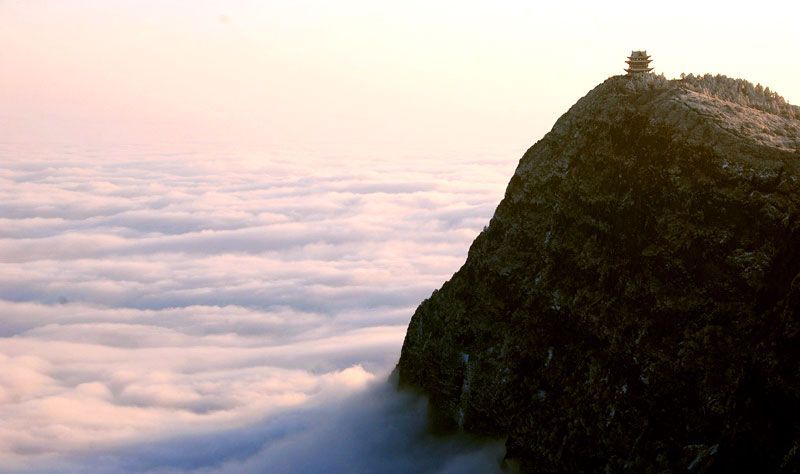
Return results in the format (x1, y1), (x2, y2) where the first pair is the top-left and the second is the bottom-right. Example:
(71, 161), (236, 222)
(625, 50), (653, 75)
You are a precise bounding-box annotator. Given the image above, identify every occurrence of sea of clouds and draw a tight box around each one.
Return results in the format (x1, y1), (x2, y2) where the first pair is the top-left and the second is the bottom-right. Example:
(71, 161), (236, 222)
(0, 142), (518, 473)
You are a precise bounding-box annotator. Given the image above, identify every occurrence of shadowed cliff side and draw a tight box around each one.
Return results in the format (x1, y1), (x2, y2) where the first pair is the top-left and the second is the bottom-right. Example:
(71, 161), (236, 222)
(397, 74), (800, 472)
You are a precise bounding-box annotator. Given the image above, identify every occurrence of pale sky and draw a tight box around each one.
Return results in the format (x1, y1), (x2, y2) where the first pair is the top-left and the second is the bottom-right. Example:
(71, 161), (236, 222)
(1, 0), (798, 148)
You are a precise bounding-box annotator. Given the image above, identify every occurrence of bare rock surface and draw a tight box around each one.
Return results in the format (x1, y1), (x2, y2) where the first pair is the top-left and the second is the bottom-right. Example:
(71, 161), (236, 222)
(397, 74), (800, 472)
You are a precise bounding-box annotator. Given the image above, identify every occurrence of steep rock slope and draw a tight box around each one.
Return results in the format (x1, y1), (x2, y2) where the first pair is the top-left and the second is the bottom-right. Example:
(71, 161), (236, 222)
(397, 75), (800, 472)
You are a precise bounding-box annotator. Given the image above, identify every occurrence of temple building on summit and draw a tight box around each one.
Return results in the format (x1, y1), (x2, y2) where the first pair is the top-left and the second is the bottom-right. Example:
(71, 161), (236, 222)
(625, 50), (653, 75)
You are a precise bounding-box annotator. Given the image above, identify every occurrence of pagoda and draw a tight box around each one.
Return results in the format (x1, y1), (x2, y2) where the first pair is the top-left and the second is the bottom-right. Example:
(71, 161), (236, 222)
(625, 50), (653, 75)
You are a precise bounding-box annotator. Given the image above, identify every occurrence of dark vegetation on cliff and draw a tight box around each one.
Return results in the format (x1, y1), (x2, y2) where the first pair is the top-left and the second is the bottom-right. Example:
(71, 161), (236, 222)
(397, 74), (800, 472)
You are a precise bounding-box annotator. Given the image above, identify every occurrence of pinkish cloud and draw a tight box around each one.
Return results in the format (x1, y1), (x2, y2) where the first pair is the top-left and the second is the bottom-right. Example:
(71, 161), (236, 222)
(0, 143), (514, 472)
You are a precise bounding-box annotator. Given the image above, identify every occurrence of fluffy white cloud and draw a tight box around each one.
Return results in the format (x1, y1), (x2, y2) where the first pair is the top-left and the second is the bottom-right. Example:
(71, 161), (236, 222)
(0, 143), (516, 472)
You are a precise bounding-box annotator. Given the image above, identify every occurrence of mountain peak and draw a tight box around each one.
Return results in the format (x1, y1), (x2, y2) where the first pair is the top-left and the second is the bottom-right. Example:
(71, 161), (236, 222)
(398, 75), (800, 472)
(552, 74), (800, 153)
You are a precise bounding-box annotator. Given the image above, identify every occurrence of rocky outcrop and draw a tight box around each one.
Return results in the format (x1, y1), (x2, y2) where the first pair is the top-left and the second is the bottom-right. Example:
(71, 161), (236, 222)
(397, 74), (800, 472)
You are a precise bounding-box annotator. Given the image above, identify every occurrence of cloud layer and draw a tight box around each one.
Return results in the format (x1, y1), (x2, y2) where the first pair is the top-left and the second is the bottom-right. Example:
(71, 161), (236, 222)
(29, 380), (508, 474)
(0, 143), (516, 471)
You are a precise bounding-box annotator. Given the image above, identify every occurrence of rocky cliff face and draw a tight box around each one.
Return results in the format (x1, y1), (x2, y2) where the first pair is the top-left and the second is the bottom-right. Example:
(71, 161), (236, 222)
(397, 74), (800, 472)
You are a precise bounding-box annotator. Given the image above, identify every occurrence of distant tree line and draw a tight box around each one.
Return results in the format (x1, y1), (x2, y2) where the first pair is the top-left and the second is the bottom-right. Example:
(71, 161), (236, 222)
(679, 73), (799, 120)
